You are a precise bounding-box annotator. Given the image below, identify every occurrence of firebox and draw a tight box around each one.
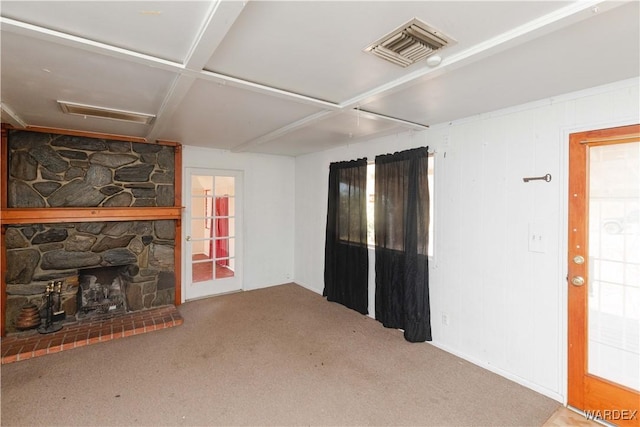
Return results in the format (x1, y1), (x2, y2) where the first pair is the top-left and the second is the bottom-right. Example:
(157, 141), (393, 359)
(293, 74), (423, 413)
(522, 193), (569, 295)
(77, 266), (129, 318)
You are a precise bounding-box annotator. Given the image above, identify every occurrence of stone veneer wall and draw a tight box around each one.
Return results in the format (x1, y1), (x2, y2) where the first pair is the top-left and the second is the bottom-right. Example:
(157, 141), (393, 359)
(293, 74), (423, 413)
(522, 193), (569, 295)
(8, 130), (175, 208)
(4, 220), (176, 333)
(3, 129), (179, 334)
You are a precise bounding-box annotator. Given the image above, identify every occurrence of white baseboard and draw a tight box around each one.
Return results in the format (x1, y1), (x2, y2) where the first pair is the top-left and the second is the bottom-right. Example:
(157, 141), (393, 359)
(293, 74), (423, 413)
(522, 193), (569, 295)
(293, 280), (323, 295)
(428, 340), (564, 403)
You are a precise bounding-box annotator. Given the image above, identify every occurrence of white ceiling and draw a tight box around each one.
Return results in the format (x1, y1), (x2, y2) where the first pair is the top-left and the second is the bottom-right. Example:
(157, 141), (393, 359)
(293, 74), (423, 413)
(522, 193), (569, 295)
(1, 1), (638, 156)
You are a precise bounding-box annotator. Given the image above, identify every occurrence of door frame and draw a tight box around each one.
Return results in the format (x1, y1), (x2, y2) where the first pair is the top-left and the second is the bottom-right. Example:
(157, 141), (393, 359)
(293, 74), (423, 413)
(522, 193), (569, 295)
(566, 123), (640, 425)
(182, 167), (243, 302)
(560, 119), (638, 404)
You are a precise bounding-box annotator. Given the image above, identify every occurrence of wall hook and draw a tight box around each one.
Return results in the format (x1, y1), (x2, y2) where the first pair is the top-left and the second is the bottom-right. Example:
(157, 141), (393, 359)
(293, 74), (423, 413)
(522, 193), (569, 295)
(523, 173), (552, 183)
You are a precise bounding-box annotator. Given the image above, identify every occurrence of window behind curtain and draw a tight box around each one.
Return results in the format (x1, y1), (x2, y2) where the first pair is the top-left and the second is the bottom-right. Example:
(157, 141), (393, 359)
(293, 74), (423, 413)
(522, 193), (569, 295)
(366, 155), (434, 256)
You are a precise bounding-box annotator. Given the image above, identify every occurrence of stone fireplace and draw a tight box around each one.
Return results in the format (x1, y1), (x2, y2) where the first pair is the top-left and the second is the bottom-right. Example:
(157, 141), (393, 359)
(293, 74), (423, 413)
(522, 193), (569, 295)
(4, 220), (175, 331)
(1, 127), (182, 335)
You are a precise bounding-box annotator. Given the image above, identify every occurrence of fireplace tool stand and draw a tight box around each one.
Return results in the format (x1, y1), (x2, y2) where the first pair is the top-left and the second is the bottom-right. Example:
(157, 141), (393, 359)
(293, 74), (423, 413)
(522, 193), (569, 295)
(38, 281), (64, 334)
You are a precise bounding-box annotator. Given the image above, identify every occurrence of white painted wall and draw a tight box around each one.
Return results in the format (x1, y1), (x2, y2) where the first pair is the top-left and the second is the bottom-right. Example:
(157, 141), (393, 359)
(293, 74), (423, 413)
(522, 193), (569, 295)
(293, 77), (640, 402)
(182, 145), (295, 291)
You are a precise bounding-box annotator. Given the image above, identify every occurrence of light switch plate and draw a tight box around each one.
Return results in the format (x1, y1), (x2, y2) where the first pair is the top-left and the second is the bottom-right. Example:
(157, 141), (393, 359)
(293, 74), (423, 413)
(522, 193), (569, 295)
(528, 223), (546, 253)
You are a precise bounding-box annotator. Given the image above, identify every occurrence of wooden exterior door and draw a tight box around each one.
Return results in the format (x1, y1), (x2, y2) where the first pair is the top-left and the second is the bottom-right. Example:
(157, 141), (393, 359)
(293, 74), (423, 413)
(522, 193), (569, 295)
(568, 124), (640, 426)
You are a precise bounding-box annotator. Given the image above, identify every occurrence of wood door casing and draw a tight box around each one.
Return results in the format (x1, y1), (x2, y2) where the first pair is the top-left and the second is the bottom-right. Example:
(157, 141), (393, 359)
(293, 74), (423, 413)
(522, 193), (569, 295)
(567, 124), (640, 427)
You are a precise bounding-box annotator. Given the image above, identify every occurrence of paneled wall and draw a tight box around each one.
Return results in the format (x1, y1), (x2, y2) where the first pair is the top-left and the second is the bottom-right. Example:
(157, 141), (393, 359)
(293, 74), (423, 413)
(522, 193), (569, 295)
(182, 146), (295, 294)
(293, 77), (640, 402)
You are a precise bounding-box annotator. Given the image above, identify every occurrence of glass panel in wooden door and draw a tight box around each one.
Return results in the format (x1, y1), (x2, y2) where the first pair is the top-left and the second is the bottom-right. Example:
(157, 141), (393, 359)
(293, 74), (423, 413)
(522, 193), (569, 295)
(568, 125), (639, 427)
(587, 141), (639, 393)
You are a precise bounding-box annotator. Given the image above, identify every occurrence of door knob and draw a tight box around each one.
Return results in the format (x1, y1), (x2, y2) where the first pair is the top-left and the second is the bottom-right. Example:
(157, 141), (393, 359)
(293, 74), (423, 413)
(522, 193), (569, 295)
(571, 276), (585, 286)
(186, 236), (191, 241)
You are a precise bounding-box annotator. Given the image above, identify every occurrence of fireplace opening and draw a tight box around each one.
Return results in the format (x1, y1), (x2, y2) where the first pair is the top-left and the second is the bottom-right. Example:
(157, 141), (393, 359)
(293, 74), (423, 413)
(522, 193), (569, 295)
(77, 266), (129, 318)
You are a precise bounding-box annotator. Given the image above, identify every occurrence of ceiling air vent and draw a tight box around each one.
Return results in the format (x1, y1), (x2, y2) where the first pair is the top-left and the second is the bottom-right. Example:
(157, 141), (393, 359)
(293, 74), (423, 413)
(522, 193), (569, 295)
(58, 101), (156, 125)
(364, 18), (455, 68)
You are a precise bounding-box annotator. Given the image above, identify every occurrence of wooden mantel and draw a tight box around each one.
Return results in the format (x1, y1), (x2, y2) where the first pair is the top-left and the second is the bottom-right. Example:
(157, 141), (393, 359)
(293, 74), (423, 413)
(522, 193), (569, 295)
(1, 207), (182, 224)
(0, 125), (183, 336)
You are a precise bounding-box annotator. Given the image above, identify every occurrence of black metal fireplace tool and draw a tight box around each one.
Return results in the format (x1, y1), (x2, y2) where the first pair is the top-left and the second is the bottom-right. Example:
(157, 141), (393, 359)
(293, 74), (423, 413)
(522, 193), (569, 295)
(38, 281), (64, 334)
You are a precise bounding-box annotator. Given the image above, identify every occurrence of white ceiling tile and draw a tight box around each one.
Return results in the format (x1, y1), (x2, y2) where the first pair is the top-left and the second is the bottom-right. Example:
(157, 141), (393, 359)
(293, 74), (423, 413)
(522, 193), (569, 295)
(159, 79), (325, 149)
(1, 31), (177, 135)
(0, 1), (214, 63)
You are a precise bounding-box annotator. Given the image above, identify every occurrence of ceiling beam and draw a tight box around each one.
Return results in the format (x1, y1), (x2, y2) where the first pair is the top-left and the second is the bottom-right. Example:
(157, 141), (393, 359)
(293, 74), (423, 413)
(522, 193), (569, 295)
(0, 16), (184, 73)
(1, 103), (27, 128)
(231, 111), (335, 152)
(353, 109), (429, 129)
(183, 1), (245, 71)
(145, 0), (247, 142)
(194, 69), (341, 111)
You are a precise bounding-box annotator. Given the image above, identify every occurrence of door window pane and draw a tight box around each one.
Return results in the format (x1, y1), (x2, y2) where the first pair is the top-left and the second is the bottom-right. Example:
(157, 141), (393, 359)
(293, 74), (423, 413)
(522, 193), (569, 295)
(191, 175), (236, 282)
(192, 259), (213, 283)
(215, 176), (234, 197)
(587, 141), (640, 391)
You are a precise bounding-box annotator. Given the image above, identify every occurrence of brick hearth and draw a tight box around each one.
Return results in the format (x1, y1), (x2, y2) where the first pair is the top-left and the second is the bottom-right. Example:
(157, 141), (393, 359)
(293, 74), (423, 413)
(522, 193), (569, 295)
(1, 305), (183, 364)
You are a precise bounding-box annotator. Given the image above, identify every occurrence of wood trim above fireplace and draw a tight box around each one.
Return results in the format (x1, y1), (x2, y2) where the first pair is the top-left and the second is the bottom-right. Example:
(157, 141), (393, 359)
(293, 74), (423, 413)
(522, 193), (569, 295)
(10, 125), (150, 144)
(0, 125), (183, 336)
(1, 207), (182, 224)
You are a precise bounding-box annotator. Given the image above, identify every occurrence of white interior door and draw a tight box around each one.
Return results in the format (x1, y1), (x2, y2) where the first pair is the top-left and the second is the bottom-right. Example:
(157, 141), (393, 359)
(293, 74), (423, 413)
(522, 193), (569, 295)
(184, 168), (242, 300)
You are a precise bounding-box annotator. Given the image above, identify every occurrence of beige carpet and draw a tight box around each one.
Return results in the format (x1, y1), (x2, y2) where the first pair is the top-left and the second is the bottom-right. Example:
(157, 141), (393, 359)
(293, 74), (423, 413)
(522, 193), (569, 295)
(1, 283), (559, 426)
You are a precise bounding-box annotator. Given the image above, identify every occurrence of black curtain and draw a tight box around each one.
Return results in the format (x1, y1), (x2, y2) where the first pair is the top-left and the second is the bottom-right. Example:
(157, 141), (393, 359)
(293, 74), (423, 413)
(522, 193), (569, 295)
(374, 147), (431, 342)
(323, 158), (369, 315)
